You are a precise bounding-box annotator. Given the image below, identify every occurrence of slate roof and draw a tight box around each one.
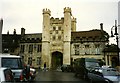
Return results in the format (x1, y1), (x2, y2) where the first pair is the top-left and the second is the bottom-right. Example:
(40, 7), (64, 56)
(71, 29), (109, 42)
(103, 44), (120, 52)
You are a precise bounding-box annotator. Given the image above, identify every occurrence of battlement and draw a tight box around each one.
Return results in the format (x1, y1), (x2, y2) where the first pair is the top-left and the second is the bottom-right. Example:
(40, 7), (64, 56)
(71, 17), (76, 22)
(64, 7), (71, 13)
(43, 8), (51, 15)
(50, 17), (64, 24)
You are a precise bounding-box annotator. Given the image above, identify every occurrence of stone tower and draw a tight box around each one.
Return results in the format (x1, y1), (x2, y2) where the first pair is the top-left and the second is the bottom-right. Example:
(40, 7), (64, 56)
(41, 7), (75, 69)
(71, 17), (76, 31)
(0, 19), (3, 53)
(63, 7), (72, 65)
(41, 8), (51, 68)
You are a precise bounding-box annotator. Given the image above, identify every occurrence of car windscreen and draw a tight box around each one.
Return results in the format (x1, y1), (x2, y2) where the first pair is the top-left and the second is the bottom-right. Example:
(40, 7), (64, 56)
(2, 58), (23, 69)
(86, 62), (99, 68)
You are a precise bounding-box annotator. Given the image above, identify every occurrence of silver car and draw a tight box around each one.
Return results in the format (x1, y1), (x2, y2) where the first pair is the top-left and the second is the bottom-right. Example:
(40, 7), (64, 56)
(102, 67), (120, 83)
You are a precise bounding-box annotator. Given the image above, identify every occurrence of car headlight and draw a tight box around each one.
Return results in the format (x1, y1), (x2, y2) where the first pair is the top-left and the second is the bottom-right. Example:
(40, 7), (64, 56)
(98, 69), (102, 73)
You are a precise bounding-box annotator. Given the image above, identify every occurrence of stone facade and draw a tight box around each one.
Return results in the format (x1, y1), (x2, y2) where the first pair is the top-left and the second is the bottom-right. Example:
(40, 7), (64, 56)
(41, 7), (109, 69)
(20, 28), (42, 68)
(41, 7), (78, 69)
(2, 7), (109, 69)
(71, 28), (109, 65)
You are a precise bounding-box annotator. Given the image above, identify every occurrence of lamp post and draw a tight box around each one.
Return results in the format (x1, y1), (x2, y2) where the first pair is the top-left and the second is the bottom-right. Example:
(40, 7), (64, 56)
(111, 20), (120, 66)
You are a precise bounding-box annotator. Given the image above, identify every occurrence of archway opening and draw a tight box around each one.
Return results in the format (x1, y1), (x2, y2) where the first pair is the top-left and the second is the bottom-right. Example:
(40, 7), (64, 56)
(51, 51), (63, 69)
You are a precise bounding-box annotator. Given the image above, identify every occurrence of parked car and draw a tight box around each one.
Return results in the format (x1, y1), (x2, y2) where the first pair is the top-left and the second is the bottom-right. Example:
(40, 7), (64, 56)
(0, 54), (36, 82)
(87, 72), (113, 83)
(73, 58), (113, 83)
(0, 54), (24, 81)
(74, 58), (100, 78)
(0, 67), (14, 82)
(61, 64), (73, 72)
(101, 67), (120, 83)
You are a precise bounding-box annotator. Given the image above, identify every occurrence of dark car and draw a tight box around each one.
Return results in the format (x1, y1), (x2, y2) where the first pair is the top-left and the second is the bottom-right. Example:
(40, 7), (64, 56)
(61, 64), (73, 72)
(88, 72), (113, 83)
(73, 58), (113, 83)
(74, 58), (100, 78)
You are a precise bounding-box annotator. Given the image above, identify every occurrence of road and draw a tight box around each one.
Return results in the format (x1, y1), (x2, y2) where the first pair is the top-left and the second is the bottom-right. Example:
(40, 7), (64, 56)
(35, 70), (89, 83)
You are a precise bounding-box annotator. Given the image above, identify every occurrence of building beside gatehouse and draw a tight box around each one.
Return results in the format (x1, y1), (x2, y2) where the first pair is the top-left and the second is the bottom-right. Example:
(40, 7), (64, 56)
(2, 7), (109, 69)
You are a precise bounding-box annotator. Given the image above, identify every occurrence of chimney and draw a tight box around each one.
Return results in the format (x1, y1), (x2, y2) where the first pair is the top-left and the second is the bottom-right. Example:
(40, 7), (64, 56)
(21, 28), (25, 36)
(13, 29), (16, 35)
(100, 23), (103, 30)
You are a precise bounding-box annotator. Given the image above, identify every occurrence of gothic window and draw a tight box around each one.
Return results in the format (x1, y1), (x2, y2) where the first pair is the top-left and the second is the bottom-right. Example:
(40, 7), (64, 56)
(58, 27), (61, 30)
(56, 31), (58, 34)
(37, 45), (42, 52)
(58, 35), (61, 40)
(37, 57), (41, 65)
(28, 44), (33, 53)
(95, 44), (100, 55)
(85, 45), (90, 54)
(20, 45), (25, 53)
(52, 36), (56, 40)
(28, 57), (32, 66)
(74, 44), (79, 55)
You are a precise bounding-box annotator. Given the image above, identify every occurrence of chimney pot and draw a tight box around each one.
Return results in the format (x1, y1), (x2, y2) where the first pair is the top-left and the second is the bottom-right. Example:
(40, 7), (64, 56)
(100, 23), (103, 30)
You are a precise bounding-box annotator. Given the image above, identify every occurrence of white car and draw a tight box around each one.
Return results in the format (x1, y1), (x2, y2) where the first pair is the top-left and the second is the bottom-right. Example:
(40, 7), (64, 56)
(0, 68), (14, 83)
(0, 54), (23, 81)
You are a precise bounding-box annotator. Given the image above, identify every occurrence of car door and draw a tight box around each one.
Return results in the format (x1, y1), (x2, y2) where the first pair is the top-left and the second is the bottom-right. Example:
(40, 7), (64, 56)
(4, 68), (14, 82)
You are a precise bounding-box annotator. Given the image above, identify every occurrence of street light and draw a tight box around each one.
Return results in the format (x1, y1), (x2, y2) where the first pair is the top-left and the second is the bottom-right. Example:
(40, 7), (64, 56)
(111, 20), (120, 66)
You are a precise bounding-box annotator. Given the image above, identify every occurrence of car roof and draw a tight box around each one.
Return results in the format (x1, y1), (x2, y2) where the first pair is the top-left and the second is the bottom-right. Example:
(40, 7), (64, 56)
(0, 67), (7, 71)
(0, 53), (20, 58)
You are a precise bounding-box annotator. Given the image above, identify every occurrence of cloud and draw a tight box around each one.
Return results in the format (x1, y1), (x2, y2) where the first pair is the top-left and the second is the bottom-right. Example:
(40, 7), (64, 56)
(0, 0), (118, 35)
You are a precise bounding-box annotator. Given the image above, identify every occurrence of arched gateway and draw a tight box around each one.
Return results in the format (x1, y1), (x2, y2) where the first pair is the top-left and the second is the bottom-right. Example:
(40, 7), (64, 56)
(51, 51), (63, 69)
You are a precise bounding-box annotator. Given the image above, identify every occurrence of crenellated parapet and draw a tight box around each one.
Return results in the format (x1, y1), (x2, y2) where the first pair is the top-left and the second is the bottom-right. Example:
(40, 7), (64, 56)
(64, 7), (71, 13)
(71, 17), (76, 22)
(50, 17), (64, 24)
(43, 8), (51, 16)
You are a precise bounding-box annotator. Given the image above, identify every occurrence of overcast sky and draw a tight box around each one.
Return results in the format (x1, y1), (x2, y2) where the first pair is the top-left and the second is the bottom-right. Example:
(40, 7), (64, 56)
(0, 0), (119, 44)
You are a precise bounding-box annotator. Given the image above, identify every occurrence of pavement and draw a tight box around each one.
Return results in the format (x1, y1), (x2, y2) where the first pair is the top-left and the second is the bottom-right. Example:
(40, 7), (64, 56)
(35, 69), (89, 83)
